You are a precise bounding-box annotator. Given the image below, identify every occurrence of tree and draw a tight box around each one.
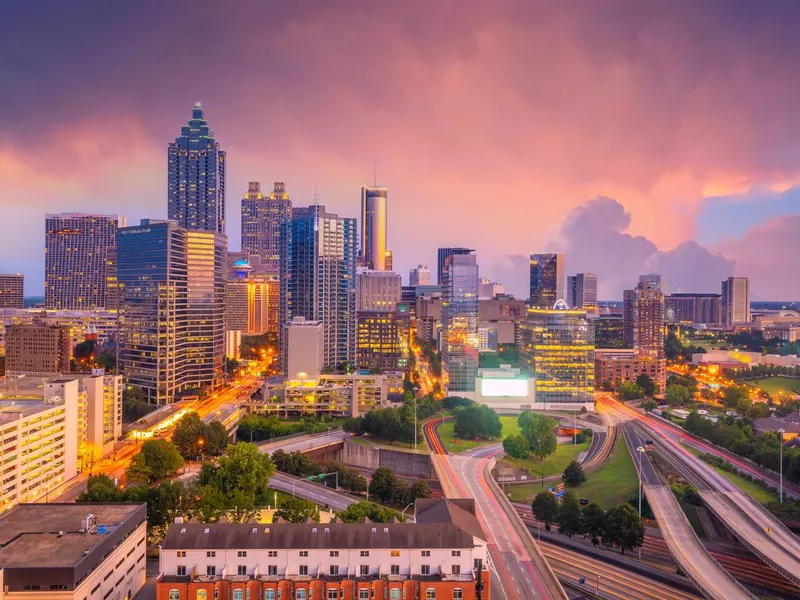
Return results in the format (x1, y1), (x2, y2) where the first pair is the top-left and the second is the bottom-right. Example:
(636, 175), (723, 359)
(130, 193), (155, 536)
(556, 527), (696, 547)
(205, 421), (230, 456)
(274, 496), (319, 523)
(503, 435), (529, 460)
(214, 442), (275, 503)
(665, 384), (691, 407)
(640, 399), (657, 412)
(77, 474), (125, 502)
(532, 491), (559, 531)
(602, 503), (645, 554)
(562, 460), (586, 486)
(556, 491), (584, 538)
(140, 439), (184, 480)
(125, 452), (153, 485)
(519, 411), (557, 461)
(171, 412), (207, 459)
(404, 481), (432, 504)
(635, 374), (657, 398)
(664, 332), (682, 361)
(191, 484), (228, 523)
(228, 489), (261, 523)
(617, 381), (644, 401)
(337, 502), (404, 523)
(122, 385), (156, 422)
(722, 385), (749, 408)
(454, 404), (502, 440)
(370, 468), (399, 503)
(582, 502), (605, 545)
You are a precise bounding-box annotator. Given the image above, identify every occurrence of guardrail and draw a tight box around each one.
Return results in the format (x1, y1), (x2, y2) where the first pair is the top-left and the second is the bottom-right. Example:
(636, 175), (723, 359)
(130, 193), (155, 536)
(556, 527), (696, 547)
(483, 458), (569, 600)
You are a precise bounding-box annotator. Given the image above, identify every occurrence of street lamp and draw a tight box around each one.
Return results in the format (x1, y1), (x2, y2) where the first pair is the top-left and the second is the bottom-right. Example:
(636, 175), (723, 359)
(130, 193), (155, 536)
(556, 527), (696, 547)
(197, 438), (205, 465)
(778, 428), (785, 504)
(360, 474), (371, 501)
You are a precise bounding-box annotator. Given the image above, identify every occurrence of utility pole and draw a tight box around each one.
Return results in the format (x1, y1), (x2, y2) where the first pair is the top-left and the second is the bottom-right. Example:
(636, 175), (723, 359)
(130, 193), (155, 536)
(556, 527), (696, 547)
(778, 428), (785, 504)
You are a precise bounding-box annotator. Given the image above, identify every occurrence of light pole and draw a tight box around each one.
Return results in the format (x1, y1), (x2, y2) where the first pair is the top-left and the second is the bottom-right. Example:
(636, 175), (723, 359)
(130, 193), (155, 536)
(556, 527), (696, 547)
(360, 475), (370, 501)
(778, 428), (785, 504)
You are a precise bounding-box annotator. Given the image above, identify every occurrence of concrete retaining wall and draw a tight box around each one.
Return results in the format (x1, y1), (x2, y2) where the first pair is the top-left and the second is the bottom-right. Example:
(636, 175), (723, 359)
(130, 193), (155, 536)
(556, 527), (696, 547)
(342, 440), (435, 479)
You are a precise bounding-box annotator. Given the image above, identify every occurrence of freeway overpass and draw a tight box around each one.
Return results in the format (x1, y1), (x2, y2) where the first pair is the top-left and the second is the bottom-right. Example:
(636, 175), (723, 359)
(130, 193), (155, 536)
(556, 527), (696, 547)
(621, 421), (754, 600)
(256, 429), (351, 454)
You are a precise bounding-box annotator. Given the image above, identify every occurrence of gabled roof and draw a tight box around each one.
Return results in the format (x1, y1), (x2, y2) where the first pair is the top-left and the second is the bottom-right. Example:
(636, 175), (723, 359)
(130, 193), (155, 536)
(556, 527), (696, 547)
(414, 498), (486, 542)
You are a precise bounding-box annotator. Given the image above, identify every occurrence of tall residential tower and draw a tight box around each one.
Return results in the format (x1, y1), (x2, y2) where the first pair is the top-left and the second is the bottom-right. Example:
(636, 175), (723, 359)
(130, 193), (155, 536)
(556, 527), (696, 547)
(241, 181), (291, 271)
(45, 213), (125, 310)
(441, 252), (479, 393)
(167, 103), (226, 233)
(722, 276), (750, 329)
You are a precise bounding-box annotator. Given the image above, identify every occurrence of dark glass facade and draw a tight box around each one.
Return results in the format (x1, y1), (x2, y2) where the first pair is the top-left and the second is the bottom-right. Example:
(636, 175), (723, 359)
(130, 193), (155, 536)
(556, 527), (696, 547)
(529, 253), (564, 308)
(118, 220), (226, 404)
(167, 103), (226, 234)
(441, 253), (479, 392)
(437, 248), (474, 286)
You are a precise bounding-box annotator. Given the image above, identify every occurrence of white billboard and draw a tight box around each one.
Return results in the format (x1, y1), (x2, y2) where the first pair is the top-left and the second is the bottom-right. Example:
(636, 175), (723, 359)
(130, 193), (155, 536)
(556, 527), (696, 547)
(480, 378), (529, 397)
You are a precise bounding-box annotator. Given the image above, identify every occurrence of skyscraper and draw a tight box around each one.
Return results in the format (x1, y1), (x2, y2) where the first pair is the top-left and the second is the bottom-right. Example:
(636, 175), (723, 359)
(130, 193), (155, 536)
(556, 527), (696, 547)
(117, 219), (226, 405)
(519, 302), (595, 410)
(623, 277), (664, 357)
(0, 274), (23, 308)
(356, 270), (402, 312)
(360, 186), (389, 271)
(409, 265), (431, 287)
(241, 181), (291, 270)
(45, 213), (125, 310)
(567, 272), (598, 312)
(167, 102), (226, 233)
(529, 253), (564, 308)
(280, 205), (357, 372)
(639, 274), (662, 292)
(441, 252), (479, 392)
(437, 248), (474, 285)
(721, 277), (750, 328)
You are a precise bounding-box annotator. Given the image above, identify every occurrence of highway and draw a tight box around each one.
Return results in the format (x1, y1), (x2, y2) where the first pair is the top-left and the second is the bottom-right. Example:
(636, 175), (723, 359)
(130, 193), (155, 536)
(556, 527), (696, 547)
(601, 396), (800, 590)
(270, 472), (356, 512)
(424, 419), (567, 600)
(619, 422), (754, 600)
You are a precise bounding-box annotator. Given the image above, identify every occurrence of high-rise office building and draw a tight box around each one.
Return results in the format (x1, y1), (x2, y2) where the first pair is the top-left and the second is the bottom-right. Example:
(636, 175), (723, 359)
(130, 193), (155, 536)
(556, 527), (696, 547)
(623, 278), (664, 357)
(722, 277), (750, 329)
(356, 270), (402, 312)
(360, 186), (389, 271)
(225, 258), (276, 336)
(409, 264), (431, 287)
(664, 293), (721, 325)
(519, 303), (595, 410)
(280, 206), (357, 372)
(0, 273), (23, 308)
(241, 181), (291, 270)
(441, 252), (479, 392)
(284, 317), (324, 381)
(437, 248), (474, 286)
(529, 253), (564, 308)
(167, 103), (226, 233)
(118, 219), (226, 405)
(45, 213), (125, 310)
(356, 310), (410, 371)
(567, 273), (598, 312)
(594, 314), (625, 348)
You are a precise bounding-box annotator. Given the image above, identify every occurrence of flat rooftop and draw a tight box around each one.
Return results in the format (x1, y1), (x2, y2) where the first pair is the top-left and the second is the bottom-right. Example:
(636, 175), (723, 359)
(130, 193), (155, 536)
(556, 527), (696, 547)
(0, 398), (53, 421)
(0, 503), (144, 568)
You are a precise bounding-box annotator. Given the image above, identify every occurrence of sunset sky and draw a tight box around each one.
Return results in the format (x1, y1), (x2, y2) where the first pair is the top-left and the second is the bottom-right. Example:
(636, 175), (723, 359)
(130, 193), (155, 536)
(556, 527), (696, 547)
(1, 0), (799, 299)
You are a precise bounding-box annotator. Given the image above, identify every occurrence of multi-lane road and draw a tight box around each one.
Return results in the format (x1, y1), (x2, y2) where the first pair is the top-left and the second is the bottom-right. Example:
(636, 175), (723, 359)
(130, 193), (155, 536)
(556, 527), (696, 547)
(424, 419), (567, 600)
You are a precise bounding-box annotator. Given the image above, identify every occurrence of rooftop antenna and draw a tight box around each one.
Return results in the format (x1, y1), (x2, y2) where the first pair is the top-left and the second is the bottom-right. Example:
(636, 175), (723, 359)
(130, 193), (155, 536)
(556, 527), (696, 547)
(373, 159), (377, 186)
(313, 183), (320, 207)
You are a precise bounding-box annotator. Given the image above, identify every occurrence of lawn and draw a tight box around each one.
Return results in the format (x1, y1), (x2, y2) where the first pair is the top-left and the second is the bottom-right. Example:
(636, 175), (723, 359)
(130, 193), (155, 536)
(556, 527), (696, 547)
(436, 415), (520, 454)
(502, 439), (590, 478)
(506, 437), (641, 507)
(686, 447), (777, 504)
(752, 376), (800, 396)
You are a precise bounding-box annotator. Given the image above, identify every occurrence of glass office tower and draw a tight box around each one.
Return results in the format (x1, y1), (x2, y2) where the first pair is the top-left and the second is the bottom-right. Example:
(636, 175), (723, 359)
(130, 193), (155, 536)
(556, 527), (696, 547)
(519, 302), (595, 409)
(441, 252), (479, 392)
(280, 205), (357, 372)
(167, 103), (226, 234)
(117, 219), (226, 405)
(529, 253), (564, 308)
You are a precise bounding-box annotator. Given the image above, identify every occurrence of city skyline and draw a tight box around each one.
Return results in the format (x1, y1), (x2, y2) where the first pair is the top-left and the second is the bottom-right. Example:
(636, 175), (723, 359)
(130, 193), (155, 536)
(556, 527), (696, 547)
(2, 2), (800, 300)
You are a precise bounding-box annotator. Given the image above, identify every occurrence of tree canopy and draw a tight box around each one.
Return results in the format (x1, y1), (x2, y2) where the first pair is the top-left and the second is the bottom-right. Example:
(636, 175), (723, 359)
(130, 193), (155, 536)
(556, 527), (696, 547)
(519, 411), (557, 460)
(453, 404), (502, 440)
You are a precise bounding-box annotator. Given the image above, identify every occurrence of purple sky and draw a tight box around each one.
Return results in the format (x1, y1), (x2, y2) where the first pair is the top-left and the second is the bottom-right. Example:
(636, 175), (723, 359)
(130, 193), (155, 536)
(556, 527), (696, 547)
(1, 0), (799, 299)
